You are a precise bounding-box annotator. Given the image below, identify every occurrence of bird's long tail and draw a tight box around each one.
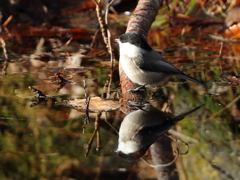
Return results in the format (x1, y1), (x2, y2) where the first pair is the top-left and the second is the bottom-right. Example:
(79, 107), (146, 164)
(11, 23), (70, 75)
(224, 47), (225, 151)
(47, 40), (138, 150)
(172, 104), (205, 122)
(176, 73), (205, 87)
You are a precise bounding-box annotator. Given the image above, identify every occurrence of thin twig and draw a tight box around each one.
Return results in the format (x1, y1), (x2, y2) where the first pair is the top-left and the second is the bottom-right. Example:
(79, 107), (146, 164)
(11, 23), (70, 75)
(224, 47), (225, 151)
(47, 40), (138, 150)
(90, 29), (100, 48)
(92, 0), (108, 48)
(85, 128), (96, 157)
(106, 30), (114, 98)
(96, 118), (101, 152)
(203, 95), (240, 123)
(208, 34), (240, 42)
(105, 0), (116, 68)
(200, 153), (234, 180)
(0, 37), (9, 76)
(2, 60), (9, 76)
(166, 132), (189, 155)
(83, 79), (88, 98)
(3, 15), (13, 26)
(64, 37), (73, 46)
(101, 79), (109, 99)
(85, 112), (101, 156)
(107, 70), (113, 99)
(92, 0), (116, 98)
(0, 37), (7, 58)
(104, 0), (116, 25)
(82, 79), (91, 133)
(84, 96), (91, 125)
(218, 41), (224, 57)
(104, 112), (119, 134)
(2, 15), (13, 34)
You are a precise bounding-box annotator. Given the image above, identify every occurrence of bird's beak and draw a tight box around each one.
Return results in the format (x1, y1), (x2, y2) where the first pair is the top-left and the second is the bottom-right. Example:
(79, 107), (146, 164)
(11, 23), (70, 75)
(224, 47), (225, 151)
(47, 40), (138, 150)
(114, 38), (119, 43)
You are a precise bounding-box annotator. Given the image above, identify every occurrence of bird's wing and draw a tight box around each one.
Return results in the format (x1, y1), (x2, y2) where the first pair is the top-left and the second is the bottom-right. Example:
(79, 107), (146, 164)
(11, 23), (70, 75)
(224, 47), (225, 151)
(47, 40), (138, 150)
(135, 51), (205, 87)
(134, 121), (174, 145)
(135, 51), (182, 74)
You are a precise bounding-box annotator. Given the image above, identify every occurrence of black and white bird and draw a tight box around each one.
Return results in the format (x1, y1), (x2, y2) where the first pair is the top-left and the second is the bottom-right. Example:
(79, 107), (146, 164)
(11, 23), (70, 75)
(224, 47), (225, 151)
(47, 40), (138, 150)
(116, 104), (204, 162)
(116, 32), (205, 88)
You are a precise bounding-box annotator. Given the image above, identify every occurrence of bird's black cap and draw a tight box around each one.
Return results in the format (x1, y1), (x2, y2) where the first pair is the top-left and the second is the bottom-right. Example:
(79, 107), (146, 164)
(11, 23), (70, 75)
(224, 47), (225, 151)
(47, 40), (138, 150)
(119, 32), (152, 51)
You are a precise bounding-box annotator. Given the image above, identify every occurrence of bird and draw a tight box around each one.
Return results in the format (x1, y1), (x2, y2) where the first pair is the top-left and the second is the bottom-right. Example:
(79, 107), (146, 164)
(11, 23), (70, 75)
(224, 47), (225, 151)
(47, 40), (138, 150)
(116, 104), (205, 162)
(116, 32), (205, 90)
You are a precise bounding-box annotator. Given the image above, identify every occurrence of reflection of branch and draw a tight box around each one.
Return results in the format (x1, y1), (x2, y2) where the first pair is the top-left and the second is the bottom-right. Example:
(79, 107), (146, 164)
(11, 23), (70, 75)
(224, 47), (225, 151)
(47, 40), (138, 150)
(0, 37), (8, 60)
(101, 75), (113, 99)
(200, 153), (234, 180)
(54, 73), (72, 92)
(83, 79), (91, 128)
(107, 66), (113, 99)
(149, 136), (179, 179)
(29, 98), (45, 108)
(104, 112), (118, 134)
(96, 116), (101, 152)
(203, 95), (240, 123)
(101, 79), (109, 99)
(166, 133), (189, 155)
(168, 129), (199, 143)
(28, 86), (47, 107)
(84, 96), (91, 126)
(2, 59), (9, 76)
(85, 112), (101, 157)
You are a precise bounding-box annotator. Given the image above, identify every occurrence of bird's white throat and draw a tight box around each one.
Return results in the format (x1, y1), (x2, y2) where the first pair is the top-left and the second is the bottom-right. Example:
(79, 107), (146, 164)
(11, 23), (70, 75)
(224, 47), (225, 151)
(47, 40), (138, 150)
(119, 42), (146, 58)
(117, 140), (139, 154)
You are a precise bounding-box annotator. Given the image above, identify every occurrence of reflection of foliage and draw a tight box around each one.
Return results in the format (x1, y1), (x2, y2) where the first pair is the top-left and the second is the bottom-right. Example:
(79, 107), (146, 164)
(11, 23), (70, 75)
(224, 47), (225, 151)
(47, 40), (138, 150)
(0, 58), (124, 179)
(171, 84), (240, 179)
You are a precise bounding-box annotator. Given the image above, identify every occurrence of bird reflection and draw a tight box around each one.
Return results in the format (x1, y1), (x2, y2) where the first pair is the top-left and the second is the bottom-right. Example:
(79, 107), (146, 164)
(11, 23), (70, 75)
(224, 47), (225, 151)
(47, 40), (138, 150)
(116, 104), (204, 162)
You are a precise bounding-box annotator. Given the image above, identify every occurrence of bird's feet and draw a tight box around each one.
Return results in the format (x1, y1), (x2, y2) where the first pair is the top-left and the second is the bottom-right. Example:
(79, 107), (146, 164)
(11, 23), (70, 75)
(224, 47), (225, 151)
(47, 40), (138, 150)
(127, 85), (146, 93)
